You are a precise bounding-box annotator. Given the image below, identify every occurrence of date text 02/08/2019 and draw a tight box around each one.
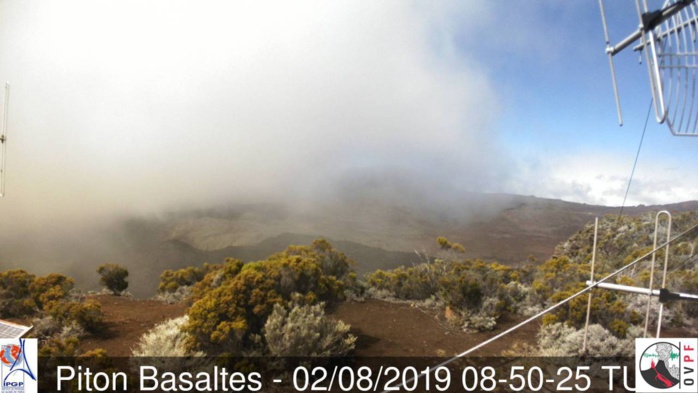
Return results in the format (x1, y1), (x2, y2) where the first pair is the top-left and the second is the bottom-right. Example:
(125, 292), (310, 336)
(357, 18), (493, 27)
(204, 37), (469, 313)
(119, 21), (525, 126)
(287, 365), (634, 392)
(54, 364), (639, 392)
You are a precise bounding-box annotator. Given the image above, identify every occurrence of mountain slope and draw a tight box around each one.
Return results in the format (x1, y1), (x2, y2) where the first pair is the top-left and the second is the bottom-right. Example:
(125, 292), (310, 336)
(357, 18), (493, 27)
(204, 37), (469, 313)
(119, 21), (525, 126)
(5, 192), (696, 297)
(161, 195), (698, 266)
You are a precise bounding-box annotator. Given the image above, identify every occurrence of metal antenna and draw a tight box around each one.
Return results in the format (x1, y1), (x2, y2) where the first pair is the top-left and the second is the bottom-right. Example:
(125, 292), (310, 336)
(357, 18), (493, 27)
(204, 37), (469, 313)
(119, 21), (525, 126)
(581, 217), (599, 354)
(653, 211), (672, 338)
(601, 0), (698, 135)
(0, 82), (8, 197)
(643, 211), (671, 337)
(599, 0), (624, 125)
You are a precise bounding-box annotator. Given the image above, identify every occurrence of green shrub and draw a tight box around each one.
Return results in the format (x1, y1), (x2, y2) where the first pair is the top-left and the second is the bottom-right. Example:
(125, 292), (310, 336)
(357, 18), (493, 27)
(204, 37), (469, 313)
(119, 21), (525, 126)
(159, 263), (222, 295)
(97, 264), (129, 295)
(532, 255), (643, 336)
(80, 348), (108, 357)
(667, 269), (698, 325)
(436, 237), (465, 254)
(531, 256), (589, 302)
(438, 272), (482, 309)
(302, 239), (354, 280)
(437, 237), (451, 249)
(364, 257), (537, 333)
(185, 240), (354, 355)
(0, 269), (37, 317)
(186, 267), (283, 355)
(49, 299), (104, 333)
(190, 258), (244, 303)
(39, 337), (81, 357)
(451, 243), (466, 253)
(30, 273), (74, 311)
(365, 259), (493, 309)
(365, 264), (440, 300)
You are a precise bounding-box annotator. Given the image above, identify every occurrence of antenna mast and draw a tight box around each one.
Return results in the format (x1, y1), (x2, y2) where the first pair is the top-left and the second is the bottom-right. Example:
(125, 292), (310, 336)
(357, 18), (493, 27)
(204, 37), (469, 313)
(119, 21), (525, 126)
(600, 0), (698, 135)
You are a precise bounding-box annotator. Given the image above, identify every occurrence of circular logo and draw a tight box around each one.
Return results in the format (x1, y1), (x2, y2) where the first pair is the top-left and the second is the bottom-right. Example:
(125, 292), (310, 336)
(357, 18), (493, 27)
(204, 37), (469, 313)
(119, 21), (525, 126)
(0, 344), (21, 367)
(639, 342), (681, 389)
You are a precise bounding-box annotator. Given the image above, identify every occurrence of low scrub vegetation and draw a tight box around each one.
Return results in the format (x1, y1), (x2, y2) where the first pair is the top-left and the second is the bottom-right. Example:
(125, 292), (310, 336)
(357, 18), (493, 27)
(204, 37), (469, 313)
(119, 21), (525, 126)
(0, 269), (41, 317)
(132, 316), (202, 357)
(536, 322), (642, 357)
(157, 262), (223, 303)
(97, 263), (129, 295)
(0, 270), (105, 329)
(0, 268), (106, 355)
(364, 237), (535, 332)
(364, 215), (697, 341)
(264, 299), (356, 357)
(47, 298), (105, 333)
(184, 239), (356, 356)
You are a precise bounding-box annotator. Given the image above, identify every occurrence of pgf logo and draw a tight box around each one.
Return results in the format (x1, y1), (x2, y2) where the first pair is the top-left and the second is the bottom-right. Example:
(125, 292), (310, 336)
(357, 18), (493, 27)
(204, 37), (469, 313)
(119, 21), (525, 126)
(0, 339), (37, 393)
(636, 338), (698, 392)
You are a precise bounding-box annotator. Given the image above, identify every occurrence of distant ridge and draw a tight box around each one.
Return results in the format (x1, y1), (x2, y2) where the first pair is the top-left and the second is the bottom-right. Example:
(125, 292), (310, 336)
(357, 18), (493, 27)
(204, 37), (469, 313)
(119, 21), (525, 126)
(161, 194), (698, 267)
(18, 193), (696, 297)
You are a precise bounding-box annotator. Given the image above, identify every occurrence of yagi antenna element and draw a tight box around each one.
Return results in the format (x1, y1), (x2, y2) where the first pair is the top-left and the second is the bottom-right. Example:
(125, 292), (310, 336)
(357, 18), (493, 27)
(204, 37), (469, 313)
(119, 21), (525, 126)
(0, 82), (8, 197)
(599, 0), (698, 136)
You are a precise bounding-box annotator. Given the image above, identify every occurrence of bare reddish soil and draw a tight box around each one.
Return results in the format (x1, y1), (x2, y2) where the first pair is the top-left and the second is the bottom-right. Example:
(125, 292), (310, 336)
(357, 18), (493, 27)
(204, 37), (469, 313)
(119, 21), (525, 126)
(330, 299), (539, 357)
(80, 296), (539, 357)
(80, 295), (187, 356)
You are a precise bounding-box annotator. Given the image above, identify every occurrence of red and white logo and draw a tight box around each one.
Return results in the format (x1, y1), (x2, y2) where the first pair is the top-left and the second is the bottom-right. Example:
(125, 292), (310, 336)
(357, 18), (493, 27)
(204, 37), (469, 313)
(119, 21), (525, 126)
(636, 338), (697, 392)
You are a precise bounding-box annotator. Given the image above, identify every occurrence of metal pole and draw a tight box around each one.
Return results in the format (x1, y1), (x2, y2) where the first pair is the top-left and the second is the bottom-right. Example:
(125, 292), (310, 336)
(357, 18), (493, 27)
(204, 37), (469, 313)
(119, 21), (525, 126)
(587, 281), (661, 296)
(582, 217), (599, 353)
(587, 282), (698, 303)
(599, 0), (624, 125)
(655, 211), (672, 337)
(644, 211), (671, 337)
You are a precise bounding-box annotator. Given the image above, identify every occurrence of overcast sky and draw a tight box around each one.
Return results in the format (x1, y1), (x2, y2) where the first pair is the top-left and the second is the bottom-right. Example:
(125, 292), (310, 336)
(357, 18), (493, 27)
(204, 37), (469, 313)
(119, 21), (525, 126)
(0, 0), (696, 230)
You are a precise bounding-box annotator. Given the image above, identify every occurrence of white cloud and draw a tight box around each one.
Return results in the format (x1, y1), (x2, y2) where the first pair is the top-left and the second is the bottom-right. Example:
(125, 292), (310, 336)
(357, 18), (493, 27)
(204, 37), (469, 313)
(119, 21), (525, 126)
(507, 153), (698, 206)
(0, 0), (502, 227)
(0, 0), (688, 235)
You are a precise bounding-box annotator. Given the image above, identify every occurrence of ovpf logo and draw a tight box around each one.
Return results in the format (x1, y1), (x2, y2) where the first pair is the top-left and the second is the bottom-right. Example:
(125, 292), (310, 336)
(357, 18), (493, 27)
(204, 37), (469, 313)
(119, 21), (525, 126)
(636, 338), (697, 392)
(0, 339), (37, 393)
